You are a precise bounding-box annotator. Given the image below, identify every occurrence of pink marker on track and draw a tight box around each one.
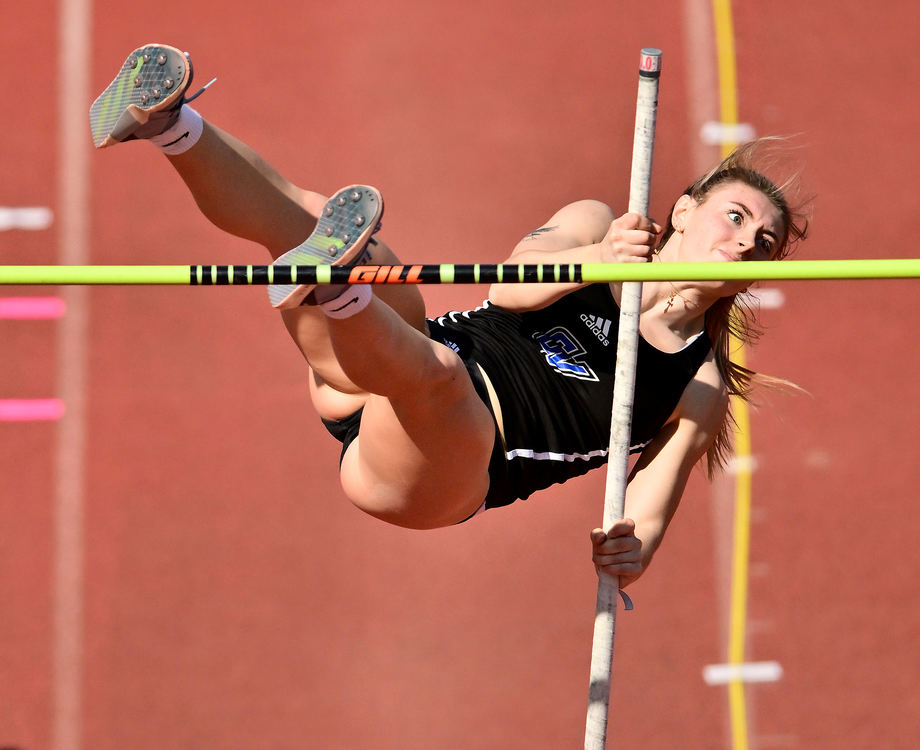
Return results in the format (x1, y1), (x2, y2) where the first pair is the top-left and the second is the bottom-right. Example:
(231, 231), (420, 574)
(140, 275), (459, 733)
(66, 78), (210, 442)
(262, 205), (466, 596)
(0, 297), (66, 319)
(0, 399), (66, 421)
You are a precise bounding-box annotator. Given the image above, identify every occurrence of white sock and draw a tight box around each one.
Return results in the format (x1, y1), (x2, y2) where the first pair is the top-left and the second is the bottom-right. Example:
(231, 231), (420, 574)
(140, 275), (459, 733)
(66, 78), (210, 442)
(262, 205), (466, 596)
(150, 105), (203, 155)
(319, 284), (373, 319)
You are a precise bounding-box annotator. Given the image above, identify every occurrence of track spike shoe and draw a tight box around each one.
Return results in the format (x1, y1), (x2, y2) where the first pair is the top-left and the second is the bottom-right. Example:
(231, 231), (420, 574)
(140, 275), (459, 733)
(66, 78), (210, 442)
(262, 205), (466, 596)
(90, 43), (194, 148)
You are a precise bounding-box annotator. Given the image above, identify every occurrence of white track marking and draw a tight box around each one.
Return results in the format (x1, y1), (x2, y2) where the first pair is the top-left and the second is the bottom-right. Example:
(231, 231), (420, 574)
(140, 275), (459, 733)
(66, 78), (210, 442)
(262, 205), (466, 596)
(703, 661), (784, 685)
(681, 0), (720, 175)
(740, 287), (786, 310)
(54, 0), (91, 749)
(700, 120), (757, 145)
(0, 206), (54, 230)
(726, 454), (759, 475)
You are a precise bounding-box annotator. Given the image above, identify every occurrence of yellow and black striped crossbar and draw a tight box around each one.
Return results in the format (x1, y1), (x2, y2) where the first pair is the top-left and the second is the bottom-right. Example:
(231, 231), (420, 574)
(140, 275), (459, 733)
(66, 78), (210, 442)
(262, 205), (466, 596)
(1, 260), (919, 285)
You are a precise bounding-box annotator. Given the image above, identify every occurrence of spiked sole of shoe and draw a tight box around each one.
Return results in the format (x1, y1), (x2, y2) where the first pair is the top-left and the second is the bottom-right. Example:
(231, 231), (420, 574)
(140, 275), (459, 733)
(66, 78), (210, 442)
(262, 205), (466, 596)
(268, 185), (384, 310)
(89, 44), (191, 148)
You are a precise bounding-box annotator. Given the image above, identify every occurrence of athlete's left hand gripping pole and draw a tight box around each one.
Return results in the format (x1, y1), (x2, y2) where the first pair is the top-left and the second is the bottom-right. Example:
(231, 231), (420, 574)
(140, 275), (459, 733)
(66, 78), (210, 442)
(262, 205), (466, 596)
(585, 48), (661, 750)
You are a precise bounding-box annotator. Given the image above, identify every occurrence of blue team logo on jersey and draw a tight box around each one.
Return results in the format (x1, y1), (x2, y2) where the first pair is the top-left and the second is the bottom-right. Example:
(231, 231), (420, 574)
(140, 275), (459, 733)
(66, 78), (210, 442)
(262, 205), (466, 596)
(533, 326), (599, 382)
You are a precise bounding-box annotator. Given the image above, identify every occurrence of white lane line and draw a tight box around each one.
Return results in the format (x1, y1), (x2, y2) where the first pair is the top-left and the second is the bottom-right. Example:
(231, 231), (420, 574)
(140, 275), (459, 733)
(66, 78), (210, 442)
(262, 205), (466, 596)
(726, 454), (759, 475)
(703, 661), (784, 685)
(0, 206), (54, 230)
(681, 0), (720, 175)
(700, 120), (757, 145)
(740, 287), (786, 310)
(54, 0), (91, 748)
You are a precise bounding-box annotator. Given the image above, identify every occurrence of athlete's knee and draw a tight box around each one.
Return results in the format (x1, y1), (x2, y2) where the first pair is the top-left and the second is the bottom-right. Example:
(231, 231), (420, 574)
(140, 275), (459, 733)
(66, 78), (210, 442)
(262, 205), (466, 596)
(365, 240), (427, 330)
(366, 339), (467, 406)
(418, 346), (476, 405)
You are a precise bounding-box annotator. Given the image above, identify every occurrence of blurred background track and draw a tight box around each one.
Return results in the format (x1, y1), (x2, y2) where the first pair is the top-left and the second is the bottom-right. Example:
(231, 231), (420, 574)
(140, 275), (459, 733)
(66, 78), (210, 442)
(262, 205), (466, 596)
(2, 1), (919, 748)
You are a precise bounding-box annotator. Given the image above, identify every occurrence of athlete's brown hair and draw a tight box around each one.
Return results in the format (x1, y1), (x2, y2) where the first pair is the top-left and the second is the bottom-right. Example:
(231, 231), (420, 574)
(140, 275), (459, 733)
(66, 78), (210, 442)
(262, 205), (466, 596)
(658, 139), (810, 473)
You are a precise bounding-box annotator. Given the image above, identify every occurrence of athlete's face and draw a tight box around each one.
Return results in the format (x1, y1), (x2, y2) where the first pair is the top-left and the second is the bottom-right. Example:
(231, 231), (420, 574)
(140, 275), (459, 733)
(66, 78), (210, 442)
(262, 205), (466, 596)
(673, 181), (785, 264)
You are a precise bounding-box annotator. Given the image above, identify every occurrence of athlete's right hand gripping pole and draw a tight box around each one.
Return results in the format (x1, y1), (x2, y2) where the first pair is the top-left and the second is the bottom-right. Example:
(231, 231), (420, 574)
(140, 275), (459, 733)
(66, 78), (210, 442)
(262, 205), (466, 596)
(585, 48), (661, 750)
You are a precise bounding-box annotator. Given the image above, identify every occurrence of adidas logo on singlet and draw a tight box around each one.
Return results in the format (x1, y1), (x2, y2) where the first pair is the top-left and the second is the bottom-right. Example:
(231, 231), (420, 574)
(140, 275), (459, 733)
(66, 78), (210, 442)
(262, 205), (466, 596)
(580, 313), (611, 346)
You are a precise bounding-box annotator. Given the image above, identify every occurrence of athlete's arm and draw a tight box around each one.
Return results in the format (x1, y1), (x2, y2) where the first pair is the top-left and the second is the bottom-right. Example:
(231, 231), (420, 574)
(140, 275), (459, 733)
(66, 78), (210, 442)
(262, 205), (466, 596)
(590, 353), (728, 587)
(488, 200), (659, 312)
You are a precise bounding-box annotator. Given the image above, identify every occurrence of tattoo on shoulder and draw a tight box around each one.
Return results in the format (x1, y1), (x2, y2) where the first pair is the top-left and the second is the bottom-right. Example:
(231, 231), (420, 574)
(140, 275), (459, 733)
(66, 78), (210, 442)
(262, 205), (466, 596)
(523, 226), (558, 241)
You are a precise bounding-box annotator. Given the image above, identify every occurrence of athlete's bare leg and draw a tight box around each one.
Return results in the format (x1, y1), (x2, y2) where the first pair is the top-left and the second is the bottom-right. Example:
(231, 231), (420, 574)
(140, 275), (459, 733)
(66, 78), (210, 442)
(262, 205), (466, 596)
(164, 123), (494, 525)
(325, 297), (495, 528)
(91, 45), (495, 526)
(164, 121), (428, 417)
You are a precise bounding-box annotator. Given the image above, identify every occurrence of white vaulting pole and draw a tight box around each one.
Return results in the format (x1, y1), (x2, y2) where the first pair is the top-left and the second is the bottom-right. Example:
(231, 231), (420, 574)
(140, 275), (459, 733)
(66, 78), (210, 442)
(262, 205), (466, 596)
(585, 48), (661, 750)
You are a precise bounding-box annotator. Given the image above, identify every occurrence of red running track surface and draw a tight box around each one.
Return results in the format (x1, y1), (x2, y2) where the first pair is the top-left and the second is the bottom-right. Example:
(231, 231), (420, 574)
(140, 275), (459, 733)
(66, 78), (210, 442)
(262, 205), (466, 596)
(2, 1), (920, 748)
